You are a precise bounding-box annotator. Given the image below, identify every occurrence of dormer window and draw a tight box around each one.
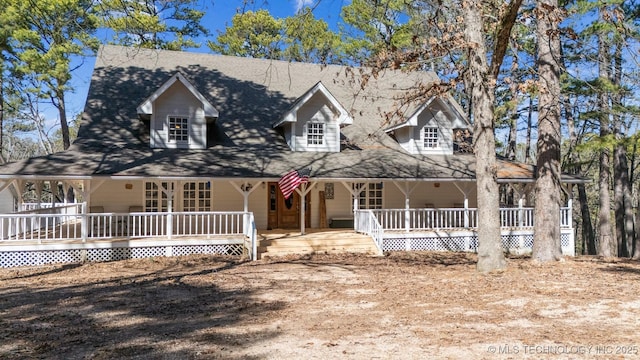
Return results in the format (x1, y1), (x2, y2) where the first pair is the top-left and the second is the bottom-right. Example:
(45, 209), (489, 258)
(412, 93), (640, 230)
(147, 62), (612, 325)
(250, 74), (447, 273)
(307, 122), (325, 146)
(273, 82), (353, 153)
(168, 116), (189, 143)
(384, 95), (470, 155)
(424, 127), (439, 148)
(137, 73), (218, 150)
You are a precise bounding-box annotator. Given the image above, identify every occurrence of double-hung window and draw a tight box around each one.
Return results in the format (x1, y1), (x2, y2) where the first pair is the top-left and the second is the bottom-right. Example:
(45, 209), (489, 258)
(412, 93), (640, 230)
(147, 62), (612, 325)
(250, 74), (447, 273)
(168, 116), (189, 143)
(307, 122), (325, 146)
(424, 127), (439, 148)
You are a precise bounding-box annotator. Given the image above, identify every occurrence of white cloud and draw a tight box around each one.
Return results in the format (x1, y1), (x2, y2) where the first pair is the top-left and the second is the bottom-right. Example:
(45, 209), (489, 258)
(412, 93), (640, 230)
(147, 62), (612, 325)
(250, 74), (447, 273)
(294, 0), (314, 12)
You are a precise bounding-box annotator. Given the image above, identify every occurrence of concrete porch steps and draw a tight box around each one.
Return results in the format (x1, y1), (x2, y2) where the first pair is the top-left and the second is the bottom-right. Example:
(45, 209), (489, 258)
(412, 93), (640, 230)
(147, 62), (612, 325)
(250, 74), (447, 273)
(257, 229), (378, 259)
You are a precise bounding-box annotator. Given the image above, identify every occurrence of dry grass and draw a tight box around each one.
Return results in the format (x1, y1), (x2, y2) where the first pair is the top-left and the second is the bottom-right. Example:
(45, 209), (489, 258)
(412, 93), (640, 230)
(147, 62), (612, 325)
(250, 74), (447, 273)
(1, 252), (640, 359)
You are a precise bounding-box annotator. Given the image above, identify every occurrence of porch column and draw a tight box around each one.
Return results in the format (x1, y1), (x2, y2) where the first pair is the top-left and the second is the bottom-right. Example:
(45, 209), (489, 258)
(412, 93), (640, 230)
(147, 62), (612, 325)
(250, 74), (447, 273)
(342, 182), (365, 231)
(81, 202), (88, 242)
(297, 182), (315, 235)
(518, 194), (524, 228)
(35, 181), (43, 209)
(463, 197), (469, 228)
(230, 181), (261, 236)
(453, 182), (472, 228)
(157, 181), (175, 240)
(16, 180), (24, 212)
(342, 181), (365, 214)
(300, 183), (307, 235)
(563, 183), (574, 228)
(82, 180), (91, 243)
(392, 181), (418, 232)
(404, 183), (411, 232)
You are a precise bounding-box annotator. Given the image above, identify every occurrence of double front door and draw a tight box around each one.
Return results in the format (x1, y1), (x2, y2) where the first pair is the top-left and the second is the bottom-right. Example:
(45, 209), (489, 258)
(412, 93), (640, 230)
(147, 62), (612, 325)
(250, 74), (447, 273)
(267, 182), (310, 229)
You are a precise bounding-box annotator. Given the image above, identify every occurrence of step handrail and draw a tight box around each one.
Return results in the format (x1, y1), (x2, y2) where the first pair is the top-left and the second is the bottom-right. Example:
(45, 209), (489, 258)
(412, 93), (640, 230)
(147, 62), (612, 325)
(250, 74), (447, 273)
(354, 210), (384, 255)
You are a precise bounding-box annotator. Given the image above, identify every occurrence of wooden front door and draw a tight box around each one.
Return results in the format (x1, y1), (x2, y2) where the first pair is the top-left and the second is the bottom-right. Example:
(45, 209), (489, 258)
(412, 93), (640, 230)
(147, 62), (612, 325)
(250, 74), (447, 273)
(267, 182), (310, 230)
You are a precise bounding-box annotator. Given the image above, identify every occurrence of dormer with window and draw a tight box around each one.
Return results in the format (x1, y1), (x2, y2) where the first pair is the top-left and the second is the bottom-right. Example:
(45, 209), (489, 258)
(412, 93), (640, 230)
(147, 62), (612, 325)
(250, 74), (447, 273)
(273, 82), (352, 152)
(385, 95), (469, 155)
(137, 73), (218, 149)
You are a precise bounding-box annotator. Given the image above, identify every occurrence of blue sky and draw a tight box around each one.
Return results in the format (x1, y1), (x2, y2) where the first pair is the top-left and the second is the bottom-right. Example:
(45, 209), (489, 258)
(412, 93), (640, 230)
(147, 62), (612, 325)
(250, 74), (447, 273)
(64, 0), (348, 127)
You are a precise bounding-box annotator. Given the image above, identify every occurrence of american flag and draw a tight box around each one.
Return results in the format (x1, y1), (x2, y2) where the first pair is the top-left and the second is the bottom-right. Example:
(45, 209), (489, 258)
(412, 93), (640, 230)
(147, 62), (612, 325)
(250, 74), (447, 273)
(278, 169), (309, 200)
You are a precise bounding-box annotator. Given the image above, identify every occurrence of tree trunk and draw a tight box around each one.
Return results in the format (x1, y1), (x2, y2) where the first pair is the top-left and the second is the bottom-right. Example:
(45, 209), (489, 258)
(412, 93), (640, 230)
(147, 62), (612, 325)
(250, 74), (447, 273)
(463, 0), (506, 272)
(532, 0), (563, 261)
(596, 8), (615, 258)
(525, 94), (533, 164)
(55, 89), (71, 150)
(0, 69), (4, 164)
(612, 37), (633, 257)
(505, 83), (518, 160)
(562, 86), (596, 255)
(578, 184), (596, 254)
(632, 141), (640, 259)
(614, 142), (633, 257)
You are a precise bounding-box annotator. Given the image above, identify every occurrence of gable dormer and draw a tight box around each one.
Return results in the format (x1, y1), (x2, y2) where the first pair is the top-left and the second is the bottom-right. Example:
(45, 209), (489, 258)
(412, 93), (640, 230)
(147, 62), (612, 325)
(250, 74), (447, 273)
(137, 73), (218, 149)
(385, 95), (469, 155)
(273, 82), (352, 152)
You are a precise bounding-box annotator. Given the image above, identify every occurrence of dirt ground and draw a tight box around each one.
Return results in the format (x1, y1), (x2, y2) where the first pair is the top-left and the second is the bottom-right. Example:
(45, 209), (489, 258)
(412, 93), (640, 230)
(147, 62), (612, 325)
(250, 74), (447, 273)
(1, 252), (640, 360)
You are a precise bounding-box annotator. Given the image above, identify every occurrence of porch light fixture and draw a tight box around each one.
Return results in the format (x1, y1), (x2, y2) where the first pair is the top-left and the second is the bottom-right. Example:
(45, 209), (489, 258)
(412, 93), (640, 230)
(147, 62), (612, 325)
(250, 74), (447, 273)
(434, 182), (440, 188)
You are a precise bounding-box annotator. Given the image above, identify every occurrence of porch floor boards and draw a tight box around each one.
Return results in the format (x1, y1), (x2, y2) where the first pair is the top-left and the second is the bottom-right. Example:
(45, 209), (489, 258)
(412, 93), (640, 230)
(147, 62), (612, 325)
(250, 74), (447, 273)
(257, 228), (378, 259)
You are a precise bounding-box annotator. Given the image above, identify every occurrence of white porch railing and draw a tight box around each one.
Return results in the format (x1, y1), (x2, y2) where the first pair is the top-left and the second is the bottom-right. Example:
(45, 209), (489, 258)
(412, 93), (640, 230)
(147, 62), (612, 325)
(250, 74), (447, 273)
(20, 203), (73, 212)
(87, 211), (253, 242)
(1, 206), (256, 257)
(243, 213), (257, 260)
(1, 204), (84, 242)
(354, 210), (384, 255)
(85, 211), (250, 240)
(363, 207), (572, 232)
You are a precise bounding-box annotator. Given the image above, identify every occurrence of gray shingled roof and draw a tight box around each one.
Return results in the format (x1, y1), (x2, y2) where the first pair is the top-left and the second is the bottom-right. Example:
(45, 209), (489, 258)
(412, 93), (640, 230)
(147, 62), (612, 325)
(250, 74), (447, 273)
(0, 45), (583, 183)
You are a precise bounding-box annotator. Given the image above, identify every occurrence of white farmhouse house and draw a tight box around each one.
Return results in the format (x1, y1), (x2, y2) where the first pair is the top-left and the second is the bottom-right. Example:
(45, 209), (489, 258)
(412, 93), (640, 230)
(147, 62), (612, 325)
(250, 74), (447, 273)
(0, 45), (583, 267)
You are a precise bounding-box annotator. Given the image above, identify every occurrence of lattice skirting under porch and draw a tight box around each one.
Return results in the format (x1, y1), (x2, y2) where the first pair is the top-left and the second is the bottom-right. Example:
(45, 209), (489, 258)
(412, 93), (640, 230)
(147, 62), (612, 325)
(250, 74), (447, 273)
(0, 244), (244, 268)
(382, 232), (574, 256)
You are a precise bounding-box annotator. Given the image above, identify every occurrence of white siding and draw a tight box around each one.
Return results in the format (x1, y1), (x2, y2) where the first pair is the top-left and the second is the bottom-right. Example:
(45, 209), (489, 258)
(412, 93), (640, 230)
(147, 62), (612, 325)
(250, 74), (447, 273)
(393, 127), (416, 154)
(90, 180), (146, 213)
(291, 92), (340, 152)
(403, 182), (477, 208)
(415, 107), (453, 155)
(324, 183), (354, 219)
(393, 100), (470, 156)
(150, 81), (207, 149)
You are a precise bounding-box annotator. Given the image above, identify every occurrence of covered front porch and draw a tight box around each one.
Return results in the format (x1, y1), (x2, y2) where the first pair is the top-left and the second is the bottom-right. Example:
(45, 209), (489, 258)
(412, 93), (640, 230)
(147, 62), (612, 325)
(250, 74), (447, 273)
(0, 202), (575, 268)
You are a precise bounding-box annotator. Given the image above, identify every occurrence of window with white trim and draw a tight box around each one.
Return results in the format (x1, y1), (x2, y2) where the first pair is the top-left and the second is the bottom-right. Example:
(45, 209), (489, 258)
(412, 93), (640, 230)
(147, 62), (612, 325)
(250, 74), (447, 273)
(307, 122), (325, 145)
(353, 183), (383, 209)
(424, 127), (439, 148)
(145, 182), (173, 212)
(183, 181), (212, 211)
(168, 116), (189, 143)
